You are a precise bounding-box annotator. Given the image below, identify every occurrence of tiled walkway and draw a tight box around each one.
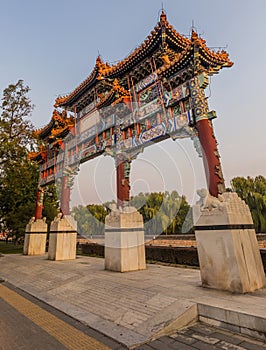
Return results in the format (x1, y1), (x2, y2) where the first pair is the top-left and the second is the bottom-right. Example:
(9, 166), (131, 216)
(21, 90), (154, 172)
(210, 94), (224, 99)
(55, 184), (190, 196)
(143, 323), (266, 350)
(0, 254), (265, 349)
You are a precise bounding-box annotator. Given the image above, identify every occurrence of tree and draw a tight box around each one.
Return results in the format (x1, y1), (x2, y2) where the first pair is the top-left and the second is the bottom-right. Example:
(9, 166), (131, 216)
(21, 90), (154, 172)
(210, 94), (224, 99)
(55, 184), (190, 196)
(0, 80), (35, 168)
(0, 161), (39, 242)
(131, 191), (191, 235)
(231, 176), (266, 233)
(72, 204), (109, 237)
(0, 80), (58, 243)
(72, 191), (190, 237)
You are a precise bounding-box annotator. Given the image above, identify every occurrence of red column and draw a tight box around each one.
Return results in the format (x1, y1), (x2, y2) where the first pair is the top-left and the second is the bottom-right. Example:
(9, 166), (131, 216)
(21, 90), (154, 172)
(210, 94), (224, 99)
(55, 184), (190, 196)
(60, 176), (70, 215)
(116, 158), (130, 207)
(34, 188), (44, 220)
(196, 118), (225, 197)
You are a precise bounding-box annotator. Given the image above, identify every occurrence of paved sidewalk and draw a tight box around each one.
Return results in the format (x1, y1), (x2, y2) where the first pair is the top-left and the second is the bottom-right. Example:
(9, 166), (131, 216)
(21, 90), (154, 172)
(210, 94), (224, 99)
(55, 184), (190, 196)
(142, 323), (266, 350)
(0, 282), (126, 350)
(1, 282), (265, 349)
(0, 254), (265, 349)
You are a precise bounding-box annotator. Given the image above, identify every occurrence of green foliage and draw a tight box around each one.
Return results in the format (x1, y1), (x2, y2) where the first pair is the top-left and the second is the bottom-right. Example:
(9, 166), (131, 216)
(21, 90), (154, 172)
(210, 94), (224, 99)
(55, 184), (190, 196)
(0, 159), (39, 242)
(131, 191), (191, 235)
(72, 204), (109, 237)
(0, 80), (35, 167)
(231, 175), (266, 232)
(0, 80), (58, 242)
(72, 191), (191, 237)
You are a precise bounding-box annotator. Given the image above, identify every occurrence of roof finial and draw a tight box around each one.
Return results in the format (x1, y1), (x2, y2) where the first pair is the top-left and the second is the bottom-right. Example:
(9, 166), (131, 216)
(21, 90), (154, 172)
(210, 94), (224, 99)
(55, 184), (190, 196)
(159, 3), (167, 23)
(96, 55), (103, 66)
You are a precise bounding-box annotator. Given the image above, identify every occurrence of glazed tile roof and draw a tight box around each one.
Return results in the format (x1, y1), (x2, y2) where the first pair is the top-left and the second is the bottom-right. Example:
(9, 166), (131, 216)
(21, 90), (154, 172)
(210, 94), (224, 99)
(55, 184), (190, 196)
(55, 11), (233, 109)
(35, 110), (74, 140)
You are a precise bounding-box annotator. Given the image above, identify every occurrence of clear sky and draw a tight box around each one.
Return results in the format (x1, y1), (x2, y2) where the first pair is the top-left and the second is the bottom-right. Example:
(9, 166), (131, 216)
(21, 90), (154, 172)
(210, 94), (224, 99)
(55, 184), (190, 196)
(1, 0), (266, 206)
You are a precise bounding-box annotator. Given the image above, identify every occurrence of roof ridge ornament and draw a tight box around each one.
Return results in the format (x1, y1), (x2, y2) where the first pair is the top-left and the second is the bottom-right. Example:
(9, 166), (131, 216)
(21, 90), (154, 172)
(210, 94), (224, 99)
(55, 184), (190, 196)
(96, 55), (111, 79)
(191, 29), (206, 46)
(160, 10), (167, 24)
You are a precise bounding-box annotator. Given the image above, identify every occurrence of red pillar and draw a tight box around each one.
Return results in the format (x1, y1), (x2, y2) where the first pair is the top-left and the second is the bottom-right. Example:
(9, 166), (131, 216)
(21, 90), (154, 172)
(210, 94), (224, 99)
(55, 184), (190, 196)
(60, 176), (70, 215)
(116, 158), (130, 207)
(196, 118), (225, 197)
(34, 188), (44, 220)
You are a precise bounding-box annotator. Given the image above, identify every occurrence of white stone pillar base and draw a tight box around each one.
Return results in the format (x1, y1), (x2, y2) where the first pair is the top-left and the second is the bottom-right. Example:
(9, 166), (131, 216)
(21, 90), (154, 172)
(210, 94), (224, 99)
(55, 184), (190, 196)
(194, 191), (266, 293)
(105, 207), (146, 272)
(48, 214), (77, 261)
(23, 218), (47, 256)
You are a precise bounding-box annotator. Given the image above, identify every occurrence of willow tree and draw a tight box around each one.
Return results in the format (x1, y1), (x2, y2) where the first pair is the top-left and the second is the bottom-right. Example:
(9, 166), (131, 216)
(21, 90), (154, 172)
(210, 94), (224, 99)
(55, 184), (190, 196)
(231, 176), (266, 233)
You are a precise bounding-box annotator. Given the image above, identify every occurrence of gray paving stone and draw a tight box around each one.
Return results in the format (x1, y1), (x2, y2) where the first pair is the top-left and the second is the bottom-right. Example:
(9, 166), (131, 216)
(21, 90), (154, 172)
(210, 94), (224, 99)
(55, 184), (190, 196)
(133, 345), (155, 350)
(170, 333), (198, 345)
(239, 341), (266, 350)
(189, 324), (218, 335)
(190, 333), (220, 344)
(157, 336), (176, 345)
(147, 339), (174, 350)
(216, 340), (246, 349)
(211, 332), (243, 345)
(192, 340), (219, 349)
(179, 328), (195, 336)
(168, 341), (195, 350)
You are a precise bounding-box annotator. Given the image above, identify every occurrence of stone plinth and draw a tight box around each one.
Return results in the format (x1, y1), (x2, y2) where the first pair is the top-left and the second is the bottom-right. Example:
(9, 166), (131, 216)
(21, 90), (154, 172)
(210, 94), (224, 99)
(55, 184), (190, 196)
(23, 218), (47, 256)
(105, 206), (146, 272)
(48, 214), (77, 261)
(194, 191), (266, 293)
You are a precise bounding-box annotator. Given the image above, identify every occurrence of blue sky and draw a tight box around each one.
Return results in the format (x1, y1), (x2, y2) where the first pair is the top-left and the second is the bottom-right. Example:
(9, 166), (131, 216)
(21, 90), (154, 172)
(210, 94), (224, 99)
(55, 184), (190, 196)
(1, 0), (266, 205)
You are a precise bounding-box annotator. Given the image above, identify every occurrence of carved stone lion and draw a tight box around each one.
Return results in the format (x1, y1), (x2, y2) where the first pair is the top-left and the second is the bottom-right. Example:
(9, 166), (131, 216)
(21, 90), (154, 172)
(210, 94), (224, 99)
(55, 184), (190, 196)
(109, 203), (121, 217)
(196, 188), (222, 211)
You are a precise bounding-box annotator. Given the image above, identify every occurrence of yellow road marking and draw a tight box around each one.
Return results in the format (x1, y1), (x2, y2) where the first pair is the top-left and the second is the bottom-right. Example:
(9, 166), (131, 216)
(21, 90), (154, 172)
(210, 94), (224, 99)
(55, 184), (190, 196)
(0, 284), (111, 350)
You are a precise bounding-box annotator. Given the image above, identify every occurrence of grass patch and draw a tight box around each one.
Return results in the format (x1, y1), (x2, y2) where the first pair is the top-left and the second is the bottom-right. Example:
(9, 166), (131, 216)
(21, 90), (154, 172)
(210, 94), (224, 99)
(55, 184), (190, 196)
(0, 241), (23, 254)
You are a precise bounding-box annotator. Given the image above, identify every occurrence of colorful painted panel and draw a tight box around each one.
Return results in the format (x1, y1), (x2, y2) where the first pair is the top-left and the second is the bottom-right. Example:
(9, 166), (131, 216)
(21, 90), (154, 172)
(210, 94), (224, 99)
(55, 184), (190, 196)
(80, 110), (100, 133)
(162, 82), (190, 107)
(79, 126), (97, 143)
(138, 100), (162, 120)
(77, 100), (96, 119)
(81, 145), (97, 160)
(188, 77), (209, 120)
(134, 73), (158, 93)
(39, 74), (213, 187)
(139, 124), (166, 144)
(138, 83), (162, 104)
(118, 137), (133, 150)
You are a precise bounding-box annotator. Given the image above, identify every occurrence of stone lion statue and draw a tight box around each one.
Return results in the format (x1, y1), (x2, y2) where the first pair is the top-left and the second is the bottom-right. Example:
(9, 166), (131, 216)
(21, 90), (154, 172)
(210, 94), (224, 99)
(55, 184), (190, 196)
(196, 188), (222, 211)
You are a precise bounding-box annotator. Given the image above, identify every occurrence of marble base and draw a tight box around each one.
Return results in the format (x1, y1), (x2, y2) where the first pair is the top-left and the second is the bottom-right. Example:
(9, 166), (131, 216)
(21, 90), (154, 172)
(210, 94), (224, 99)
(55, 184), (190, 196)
(194, 191), (265, 293)
(105, 207), (146, 272)
(48, 214), (77, 261)
(23, 218), (47, 256)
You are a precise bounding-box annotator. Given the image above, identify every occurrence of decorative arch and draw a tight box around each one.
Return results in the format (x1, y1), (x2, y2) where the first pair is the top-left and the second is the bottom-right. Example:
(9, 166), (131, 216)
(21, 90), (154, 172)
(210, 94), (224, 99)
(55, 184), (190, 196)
(29, 11), (233, 218)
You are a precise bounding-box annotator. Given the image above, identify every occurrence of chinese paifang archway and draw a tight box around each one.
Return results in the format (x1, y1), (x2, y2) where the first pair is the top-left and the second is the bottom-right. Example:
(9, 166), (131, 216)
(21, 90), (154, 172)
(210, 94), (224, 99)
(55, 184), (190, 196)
(30, 11), (233, 218)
